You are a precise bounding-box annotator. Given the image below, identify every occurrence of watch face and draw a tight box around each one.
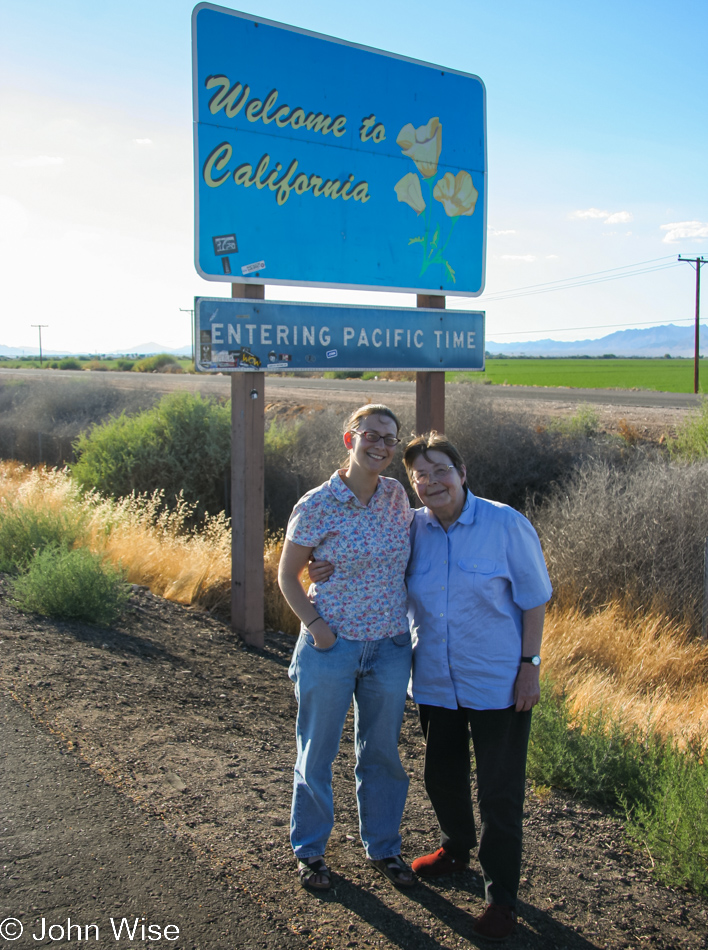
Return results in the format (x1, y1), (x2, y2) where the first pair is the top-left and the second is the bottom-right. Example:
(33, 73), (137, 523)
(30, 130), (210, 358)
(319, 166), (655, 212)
(531, 655), (541, 666)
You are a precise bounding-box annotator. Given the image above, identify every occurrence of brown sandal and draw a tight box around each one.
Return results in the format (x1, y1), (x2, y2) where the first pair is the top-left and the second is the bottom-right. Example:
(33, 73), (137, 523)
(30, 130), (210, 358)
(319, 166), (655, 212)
(369, 855), (416, 888)
(298, 856), (331, 891)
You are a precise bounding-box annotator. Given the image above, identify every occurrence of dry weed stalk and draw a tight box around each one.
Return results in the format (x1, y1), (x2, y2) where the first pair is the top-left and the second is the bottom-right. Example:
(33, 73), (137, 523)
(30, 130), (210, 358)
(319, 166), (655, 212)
(544, 603), (708, 742)
(4, 462), (707, 741)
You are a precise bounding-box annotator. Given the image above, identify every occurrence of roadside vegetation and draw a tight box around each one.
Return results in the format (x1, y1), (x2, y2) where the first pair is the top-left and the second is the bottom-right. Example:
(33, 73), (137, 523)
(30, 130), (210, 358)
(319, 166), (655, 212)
(2, 386), (708, 893)
(0, 354), (193, 372)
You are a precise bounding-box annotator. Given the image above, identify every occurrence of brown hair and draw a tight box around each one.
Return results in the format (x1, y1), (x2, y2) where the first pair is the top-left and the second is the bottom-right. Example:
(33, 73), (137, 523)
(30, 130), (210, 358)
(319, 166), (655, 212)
(403, 431), (467, 490)
(343, 404), (401, 436)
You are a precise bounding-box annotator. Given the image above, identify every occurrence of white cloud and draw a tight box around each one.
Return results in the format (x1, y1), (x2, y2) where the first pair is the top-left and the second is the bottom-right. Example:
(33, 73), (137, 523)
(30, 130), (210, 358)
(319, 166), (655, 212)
(14, 155), (64, 167)
(488, 227), (517, 235)
(660, 221), (708, 244)
(133, 138), (153, 146)
(571, 207), (609, 219)
(570, 207), (632, 224)
(501, 254), (537, 262)
(545, 254), (559, 259)
(604, 211), (632, 224)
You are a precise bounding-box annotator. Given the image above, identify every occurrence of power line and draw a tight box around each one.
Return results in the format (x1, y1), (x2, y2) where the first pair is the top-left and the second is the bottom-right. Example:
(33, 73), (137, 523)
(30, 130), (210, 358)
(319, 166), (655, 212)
(486, 263), (680, 301)
(481, 255), (678, 302)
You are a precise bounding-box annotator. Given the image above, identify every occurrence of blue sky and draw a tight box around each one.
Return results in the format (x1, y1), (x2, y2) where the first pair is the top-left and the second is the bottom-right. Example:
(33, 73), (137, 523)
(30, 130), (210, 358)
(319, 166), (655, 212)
(1, 0), (706, 353)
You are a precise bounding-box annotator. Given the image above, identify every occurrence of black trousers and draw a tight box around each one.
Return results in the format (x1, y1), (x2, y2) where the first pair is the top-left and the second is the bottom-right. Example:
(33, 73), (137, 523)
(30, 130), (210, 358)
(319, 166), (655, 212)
(418, 703), (532, 908)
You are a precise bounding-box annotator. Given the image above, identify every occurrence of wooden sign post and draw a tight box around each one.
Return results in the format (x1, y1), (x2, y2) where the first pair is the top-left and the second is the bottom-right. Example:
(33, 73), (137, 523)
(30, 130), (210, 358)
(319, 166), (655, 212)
(230, 282), (265, 648)
(416, 295), (445, 435)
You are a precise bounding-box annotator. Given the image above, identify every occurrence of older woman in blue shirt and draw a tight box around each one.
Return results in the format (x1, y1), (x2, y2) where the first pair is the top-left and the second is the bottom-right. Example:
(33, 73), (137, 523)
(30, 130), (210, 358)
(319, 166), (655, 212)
(404, 432), (551, 942)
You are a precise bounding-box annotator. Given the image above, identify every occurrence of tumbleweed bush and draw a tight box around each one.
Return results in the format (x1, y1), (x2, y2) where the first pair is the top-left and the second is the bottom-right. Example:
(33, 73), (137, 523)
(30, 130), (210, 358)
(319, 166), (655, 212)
(0, 376), (161, 467)
(530, 456), (708, 629)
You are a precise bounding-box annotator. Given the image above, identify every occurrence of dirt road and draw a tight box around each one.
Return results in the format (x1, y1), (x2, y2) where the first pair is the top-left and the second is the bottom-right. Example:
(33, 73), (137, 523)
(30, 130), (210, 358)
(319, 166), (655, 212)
(0, 692), (305, 950)
(1, 581), (705, 950)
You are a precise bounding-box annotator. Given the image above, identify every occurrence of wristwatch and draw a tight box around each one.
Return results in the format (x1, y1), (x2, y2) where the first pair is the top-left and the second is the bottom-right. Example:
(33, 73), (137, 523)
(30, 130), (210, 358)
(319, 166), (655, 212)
(521, 655), (541, 666)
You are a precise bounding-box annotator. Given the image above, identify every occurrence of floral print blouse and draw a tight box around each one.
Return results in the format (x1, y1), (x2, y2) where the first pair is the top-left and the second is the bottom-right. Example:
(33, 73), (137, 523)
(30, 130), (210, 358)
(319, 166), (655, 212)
(286, 470), (413, 640)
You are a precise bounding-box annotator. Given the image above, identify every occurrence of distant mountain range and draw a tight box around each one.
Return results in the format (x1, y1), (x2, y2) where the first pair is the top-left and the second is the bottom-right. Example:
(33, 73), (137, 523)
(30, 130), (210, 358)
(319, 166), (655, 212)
(1, 325), (704, 360)
(486, 324), (706, 358)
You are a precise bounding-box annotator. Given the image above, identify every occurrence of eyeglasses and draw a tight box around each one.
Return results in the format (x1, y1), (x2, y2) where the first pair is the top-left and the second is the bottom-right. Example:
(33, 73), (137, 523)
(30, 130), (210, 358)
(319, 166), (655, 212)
(353, 429), (401, 447)
(410, 465), (457, 485)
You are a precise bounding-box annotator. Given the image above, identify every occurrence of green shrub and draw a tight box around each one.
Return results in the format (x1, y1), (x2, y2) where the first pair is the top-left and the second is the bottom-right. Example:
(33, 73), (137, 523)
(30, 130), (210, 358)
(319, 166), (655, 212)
(72, 392), (231, 519)
(10, 545), (130, 625)
(134, 353), (180, 373)
(115, 359), (135, 371)
(547, 404), (601, 439)
(529, 680), (708, 894)
(668, 398), (708, 460)
(85, 360), (108, 371)
(0, 503), (85, 572)
(628, 735), (708, 893)
(58, 358), (83, 370)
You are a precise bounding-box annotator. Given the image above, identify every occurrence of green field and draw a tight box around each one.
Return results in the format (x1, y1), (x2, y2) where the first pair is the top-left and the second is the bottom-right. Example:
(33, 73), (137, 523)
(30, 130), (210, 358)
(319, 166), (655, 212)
(447, 358), (707, 393)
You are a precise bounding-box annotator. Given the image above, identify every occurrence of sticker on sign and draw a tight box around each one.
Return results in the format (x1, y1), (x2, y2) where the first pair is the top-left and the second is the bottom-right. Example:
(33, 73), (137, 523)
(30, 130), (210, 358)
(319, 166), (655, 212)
(241, 261), (266, 276)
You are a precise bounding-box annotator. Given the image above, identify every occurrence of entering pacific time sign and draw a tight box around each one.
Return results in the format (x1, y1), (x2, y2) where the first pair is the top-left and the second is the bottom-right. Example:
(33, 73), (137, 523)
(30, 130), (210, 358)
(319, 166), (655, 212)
(195, 299), (484, 373)
(192, 4), (487, 295)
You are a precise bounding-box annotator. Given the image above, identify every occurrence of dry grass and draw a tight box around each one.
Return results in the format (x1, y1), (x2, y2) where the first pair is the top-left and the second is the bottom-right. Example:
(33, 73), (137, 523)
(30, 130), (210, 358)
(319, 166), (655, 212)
(544, 603), (708, 742)
(0, 460), (298, 630)
(3, 460), (707, 741)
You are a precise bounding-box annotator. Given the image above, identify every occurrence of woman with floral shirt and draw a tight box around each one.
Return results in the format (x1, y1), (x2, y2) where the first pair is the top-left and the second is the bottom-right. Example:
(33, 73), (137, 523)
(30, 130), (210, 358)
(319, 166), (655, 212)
(278, 404), (415, 892)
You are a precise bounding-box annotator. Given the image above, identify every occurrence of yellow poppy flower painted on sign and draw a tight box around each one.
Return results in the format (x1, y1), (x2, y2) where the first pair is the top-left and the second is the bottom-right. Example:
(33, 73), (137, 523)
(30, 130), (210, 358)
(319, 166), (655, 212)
(433, 171), (478, 217)
(396, 117), (443, 180)
(394, 172), (426, 214)
(394, 117), (478, 284)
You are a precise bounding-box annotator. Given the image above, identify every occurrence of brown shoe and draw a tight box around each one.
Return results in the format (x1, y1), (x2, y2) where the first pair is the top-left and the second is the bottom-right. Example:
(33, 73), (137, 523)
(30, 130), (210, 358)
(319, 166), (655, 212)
(411, 847), (469, 877)
(472, 904), (517, 941)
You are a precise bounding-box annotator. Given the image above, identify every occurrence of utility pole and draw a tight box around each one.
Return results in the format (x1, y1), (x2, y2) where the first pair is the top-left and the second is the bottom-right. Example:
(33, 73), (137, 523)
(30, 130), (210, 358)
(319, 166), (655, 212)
(31, 324), (48, 367)
(678, 256), (706, 394)
(179, 308), (195, 362)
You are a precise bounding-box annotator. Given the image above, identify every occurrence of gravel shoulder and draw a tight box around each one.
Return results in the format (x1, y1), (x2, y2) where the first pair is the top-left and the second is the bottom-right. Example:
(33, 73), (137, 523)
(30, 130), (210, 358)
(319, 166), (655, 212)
(1, 580), (706, 949)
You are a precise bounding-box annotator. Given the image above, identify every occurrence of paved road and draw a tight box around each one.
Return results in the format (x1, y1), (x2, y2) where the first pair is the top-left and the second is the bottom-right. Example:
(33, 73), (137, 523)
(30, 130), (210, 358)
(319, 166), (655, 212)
(0, 690), (304, 950)
(0, 367), (703, 410)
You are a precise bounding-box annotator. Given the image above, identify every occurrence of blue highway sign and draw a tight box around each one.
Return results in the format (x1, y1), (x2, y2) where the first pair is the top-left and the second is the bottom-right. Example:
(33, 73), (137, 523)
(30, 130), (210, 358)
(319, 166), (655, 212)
(192, 5), (486, 295)
(195, 298), (484, 373)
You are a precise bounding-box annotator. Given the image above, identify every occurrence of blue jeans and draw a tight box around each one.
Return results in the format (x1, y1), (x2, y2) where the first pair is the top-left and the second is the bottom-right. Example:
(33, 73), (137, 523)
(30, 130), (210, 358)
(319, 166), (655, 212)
(288, 630), (412, 861)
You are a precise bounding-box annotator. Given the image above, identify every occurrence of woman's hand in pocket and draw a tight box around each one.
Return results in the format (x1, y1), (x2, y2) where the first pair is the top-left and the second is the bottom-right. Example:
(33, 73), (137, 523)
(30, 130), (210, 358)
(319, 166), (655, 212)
(310, 617), (336, 649)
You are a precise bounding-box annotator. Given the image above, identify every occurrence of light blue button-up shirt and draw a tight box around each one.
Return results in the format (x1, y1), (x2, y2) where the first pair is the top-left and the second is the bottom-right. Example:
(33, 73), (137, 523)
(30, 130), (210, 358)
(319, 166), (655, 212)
(406, 490), (552, 711)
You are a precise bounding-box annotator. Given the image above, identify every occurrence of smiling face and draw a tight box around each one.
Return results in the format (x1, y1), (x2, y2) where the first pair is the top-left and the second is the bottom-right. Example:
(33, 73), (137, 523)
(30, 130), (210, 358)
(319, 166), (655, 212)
(344, 413), (399, 478)
(409, 448), (467, 525)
